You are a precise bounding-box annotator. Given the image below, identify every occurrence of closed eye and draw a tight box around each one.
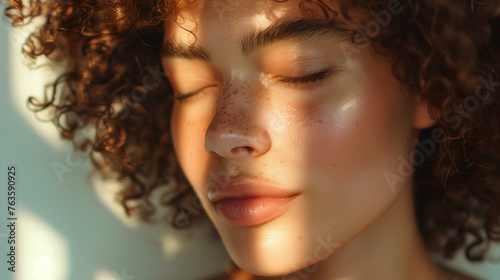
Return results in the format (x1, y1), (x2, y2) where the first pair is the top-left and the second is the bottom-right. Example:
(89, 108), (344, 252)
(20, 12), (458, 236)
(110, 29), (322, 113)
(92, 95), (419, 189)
(174, 69), (332, 100)
(174, 87), (205, 100)
(278, 69), (331, 86)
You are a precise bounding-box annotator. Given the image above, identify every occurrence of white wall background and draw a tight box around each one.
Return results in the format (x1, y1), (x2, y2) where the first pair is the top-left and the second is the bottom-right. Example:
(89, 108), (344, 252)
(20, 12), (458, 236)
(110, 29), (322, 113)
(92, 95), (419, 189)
(0, 1), (500, 280)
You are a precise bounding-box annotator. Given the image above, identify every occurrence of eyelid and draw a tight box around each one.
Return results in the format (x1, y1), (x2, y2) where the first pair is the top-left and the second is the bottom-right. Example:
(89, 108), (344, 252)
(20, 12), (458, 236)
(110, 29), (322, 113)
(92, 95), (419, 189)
(162, 59), (221, 98)
(261, 56), (332, 75)
(275, 68), (332, 85)
(168, 76), (216, 100)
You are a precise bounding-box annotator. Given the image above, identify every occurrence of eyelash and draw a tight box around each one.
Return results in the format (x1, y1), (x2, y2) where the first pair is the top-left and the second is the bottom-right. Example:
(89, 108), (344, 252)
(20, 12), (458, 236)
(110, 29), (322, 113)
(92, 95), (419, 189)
(174, 69), (331, 100)
(175, 87), (205, 100)
(278, 69), (331, 86)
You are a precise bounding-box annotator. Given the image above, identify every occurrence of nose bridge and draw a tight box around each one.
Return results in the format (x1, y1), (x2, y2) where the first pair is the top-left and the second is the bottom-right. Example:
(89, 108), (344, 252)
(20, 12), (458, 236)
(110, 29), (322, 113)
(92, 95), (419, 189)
(210, 81), (251, 132)
(205, 80), (271, 159)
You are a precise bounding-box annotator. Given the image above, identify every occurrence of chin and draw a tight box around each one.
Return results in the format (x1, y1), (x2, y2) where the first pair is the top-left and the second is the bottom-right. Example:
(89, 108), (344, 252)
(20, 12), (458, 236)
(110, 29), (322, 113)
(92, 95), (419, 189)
(216, 219), (341, 279)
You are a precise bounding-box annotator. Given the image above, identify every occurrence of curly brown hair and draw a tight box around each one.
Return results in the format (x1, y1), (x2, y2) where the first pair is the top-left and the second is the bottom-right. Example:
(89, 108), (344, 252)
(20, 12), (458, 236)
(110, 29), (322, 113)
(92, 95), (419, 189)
(4, 0), (500, 263)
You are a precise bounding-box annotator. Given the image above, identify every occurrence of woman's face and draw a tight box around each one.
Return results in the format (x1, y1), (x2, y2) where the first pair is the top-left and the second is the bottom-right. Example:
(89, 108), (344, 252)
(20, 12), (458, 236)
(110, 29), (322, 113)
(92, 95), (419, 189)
(162, 0), (429, 276)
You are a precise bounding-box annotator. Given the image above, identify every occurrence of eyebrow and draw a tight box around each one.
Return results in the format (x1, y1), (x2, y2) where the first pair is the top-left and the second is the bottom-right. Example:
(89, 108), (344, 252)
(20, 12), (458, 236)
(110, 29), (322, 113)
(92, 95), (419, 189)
(160, 42), (210, 60)
(160, 18), (352, 60)
(241, 18), (352, 56)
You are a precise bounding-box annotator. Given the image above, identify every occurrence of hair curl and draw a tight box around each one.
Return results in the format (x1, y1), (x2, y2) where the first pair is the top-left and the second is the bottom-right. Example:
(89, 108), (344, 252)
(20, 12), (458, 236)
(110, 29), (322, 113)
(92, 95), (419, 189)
(4, 0), (500, 263)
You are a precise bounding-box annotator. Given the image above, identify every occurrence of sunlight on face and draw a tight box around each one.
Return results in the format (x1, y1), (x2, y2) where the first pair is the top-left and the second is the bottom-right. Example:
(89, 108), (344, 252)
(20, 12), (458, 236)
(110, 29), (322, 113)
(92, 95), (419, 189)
(162, 0), (422, 276)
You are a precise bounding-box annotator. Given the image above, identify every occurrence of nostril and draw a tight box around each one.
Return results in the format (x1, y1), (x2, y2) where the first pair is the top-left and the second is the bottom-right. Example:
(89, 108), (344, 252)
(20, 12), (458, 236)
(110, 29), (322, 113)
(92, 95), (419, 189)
(205, 128), (271, 159)
(231, 146), (254, 155)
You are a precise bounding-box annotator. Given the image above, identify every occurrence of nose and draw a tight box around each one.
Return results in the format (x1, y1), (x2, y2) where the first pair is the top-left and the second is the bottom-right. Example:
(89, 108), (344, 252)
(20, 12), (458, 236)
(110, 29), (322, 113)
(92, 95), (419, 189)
(205, 85), (272, 159)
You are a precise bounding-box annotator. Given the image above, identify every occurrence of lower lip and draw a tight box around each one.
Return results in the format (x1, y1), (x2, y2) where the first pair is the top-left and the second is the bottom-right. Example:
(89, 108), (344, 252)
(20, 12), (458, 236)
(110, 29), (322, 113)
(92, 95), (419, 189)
(213, 195), (300, 226)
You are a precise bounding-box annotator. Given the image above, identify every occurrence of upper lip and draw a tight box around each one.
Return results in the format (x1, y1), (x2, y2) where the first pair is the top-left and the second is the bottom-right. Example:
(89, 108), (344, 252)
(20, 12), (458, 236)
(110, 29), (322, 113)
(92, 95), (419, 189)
(207, 176), (300, 203)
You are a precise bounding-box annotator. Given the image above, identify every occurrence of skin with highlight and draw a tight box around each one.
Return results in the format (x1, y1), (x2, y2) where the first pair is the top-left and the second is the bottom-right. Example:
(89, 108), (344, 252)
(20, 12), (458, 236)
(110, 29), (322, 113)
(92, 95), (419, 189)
(161, 1), (463, 279)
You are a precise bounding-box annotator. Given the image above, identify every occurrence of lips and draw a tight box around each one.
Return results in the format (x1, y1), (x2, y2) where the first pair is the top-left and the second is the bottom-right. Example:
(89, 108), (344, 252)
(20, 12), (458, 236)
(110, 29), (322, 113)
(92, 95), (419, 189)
(207, 176), (301, 226)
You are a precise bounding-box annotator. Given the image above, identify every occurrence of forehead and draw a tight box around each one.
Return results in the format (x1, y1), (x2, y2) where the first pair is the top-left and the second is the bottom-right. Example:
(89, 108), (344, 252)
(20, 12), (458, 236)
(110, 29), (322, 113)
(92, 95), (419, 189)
(164, 0), (355, 44)
(199, 0), (307, 29)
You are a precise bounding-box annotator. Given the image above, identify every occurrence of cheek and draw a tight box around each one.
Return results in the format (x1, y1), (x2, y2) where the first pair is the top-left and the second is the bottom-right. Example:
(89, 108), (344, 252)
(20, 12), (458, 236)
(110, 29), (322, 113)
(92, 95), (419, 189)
(294, 67), (415, 203)
(309, 88), (410, 166)
(171, 101), (213, 190)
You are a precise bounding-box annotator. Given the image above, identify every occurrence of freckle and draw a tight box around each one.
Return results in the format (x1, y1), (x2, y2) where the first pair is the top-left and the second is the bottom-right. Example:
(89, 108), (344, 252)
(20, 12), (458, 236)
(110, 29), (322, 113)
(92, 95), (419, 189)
(260, 171), (263, 175)
(386, 149), (389, 153)
(298, 235), (303, 240)
(229, 130), (233, 133)
(331, 224), (337, 229)
(356, 122), (359, 126)
(317, 119), (323, 124)
(331, 163), (336, 167)
(280, 161), (284, 164)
